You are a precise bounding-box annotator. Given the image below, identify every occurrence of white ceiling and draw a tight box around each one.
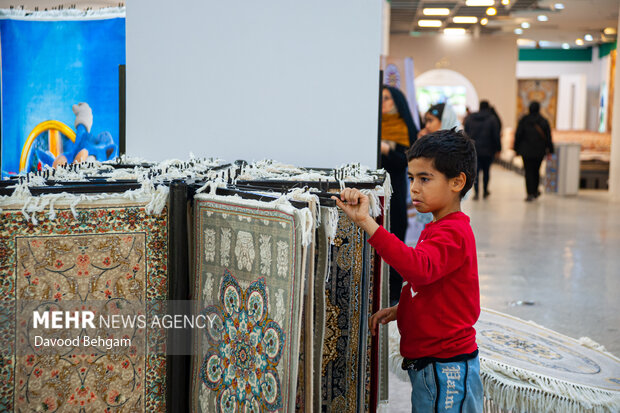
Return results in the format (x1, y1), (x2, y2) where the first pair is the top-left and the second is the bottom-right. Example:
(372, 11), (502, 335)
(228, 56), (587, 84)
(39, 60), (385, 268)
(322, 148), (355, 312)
(516, 0), (619, 46)
(391, 0), (619, 48)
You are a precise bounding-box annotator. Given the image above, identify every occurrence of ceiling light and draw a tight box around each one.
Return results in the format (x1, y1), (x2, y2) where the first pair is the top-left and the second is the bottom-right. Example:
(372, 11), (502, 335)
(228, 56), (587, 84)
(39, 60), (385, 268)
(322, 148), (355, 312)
(575, 38), (584, 46)
(486, 7), (497, 16)
(453, 16), (478, 24)
(537, 15), (548, 22)
(501, 0), (510, 5)
(514, 28), (523, 35)
(604, 27), (617, 35)
(443, 28), (467, 36)
(517, 39), (535, 47)
(465, 0), (495, 6)
(562, 43), (570, 49)
(418, 20), (442, 27)
(554, 3), (564, 10)
(539, 41), (552, 47)
(423, 8), (450, 16)
(584, 34), (593, 41)
(480, 17), (489, 26)
(521, 22), (530, 29)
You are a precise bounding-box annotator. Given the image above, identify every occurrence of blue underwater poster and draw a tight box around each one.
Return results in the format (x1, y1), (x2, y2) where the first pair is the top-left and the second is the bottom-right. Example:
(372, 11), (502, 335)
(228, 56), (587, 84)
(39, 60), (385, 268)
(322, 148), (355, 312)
(0, 14), (125, 176)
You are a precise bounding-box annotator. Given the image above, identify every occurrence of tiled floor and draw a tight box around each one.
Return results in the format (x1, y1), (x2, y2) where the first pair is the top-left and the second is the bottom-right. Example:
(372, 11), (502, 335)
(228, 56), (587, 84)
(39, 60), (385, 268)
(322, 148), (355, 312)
(386, 164), (620, 411)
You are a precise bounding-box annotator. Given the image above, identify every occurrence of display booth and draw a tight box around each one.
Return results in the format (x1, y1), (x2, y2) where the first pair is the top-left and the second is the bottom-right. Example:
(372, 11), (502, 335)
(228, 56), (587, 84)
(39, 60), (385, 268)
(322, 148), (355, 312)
(0, 2), (391, 412)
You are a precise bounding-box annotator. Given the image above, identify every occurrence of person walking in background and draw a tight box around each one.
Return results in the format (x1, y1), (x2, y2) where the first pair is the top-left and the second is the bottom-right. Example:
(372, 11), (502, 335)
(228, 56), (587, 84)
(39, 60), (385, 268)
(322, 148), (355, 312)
(464, 100), (501, 200)
(514, 101), (554, 202)
(380, 85), (418, 305)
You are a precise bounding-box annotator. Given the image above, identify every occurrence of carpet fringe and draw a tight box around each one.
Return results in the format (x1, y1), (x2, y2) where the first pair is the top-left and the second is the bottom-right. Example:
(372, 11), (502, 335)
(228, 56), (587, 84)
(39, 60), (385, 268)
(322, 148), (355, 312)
(387, 318), (620, 413)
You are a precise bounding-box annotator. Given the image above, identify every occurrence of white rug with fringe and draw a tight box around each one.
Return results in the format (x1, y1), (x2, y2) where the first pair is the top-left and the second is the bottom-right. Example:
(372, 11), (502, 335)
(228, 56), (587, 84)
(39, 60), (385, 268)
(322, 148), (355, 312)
(388, 308), (620, 413)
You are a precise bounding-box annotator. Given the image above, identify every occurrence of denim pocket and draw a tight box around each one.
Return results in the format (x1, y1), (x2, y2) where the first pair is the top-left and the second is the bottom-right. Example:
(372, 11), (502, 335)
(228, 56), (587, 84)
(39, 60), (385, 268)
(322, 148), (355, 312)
(422, 364), (436, 401)
(408, 365), (437, 407)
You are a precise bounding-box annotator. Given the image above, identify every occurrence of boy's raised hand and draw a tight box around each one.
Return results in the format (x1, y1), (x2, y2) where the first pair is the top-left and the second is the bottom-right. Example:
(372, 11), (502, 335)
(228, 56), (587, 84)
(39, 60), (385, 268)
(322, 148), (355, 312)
(332, 188), (379, 235)
(369, 305), (397, 336)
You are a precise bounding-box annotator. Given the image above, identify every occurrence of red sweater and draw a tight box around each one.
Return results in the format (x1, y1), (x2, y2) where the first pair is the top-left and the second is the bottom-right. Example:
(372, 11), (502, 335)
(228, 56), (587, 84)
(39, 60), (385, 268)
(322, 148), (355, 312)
(368, 211), (480, 359)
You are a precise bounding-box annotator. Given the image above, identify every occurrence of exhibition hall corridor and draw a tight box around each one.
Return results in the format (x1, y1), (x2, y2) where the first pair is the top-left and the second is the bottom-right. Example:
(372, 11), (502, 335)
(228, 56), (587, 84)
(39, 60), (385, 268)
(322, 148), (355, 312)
(388, 164), (620, 410)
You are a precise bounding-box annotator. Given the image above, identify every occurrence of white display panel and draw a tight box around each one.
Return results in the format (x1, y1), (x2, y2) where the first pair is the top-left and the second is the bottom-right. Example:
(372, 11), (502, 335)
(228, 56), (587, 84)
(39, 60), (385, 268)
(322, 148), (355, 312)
(126, 0), (382, 168)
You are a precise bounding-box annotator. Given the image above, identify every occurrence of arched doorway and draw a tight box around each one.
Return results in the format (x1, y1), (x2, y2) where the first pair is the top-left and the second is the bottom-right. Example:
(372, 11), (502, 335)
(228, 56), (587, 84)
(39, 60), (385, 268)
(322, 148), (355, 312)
(415, 69), (479, 123)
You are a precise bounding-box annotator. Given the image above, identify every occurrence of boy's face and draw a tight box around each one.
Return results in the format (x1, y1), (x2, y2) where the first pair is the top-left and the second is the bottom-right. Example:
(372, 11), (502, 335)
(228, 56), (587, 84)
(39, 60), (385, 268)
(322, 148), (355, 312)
(408, 157), (464, 220)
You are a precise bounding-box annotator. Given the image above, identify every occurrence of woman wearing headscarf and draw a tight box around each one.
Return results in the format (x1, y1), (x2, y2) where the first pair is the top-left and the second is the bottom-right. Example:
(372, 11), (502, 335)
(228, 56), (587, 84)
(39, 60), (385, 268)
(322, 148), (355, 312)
(418, 102), (461, 137)
(380, 85), (418, 305)
(408, 102), (463, 246)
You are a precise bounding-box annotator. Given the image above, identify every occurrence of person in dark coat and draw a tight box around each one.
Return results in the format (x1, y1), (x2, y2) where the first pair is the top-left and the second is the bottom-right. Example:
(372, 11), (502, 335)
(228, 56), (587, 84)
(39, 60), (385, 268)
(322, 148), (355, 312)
(380, 85), (418, 305)
(464, 100), (501, 199)
(514, 101), (554, 201)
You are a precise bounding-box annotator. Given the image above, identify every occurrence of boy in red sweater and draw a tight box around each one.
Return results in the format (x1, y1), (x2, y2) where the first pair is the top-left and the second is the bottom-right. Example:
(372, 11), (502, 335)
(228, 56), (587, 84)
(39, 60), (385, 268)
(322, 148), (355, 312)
(334, 129), (483, 412)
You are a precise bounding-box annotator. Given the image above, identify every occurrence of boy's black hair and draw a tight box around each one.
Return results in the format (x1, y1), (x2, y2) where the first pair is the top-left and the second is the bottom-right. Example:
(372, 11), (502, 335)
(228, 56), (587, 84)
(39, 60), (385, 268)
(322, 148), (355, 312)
(406, 128), (477, 198)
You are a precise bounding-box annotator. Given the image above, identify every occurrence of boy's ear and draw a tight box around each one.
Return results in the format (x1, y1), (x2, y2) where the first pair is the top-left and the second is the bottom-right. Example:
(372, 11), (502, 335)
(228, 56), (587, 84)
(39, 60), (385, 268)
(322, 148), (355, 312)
(450, 172), (466, 193)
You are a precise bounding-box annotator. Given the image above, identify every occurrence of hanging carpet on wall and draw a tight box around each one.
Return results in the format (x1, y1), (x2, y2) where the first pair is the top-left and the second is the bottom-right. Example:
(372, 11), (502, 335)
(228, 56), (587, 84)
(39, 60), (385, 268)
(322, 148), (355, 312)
(312, 206), (336, 413)
(320, 210), (371, 413)
(0, 158), (391, 412)
(0, 195), (169, 412)
(369, 195), (390, 413)
(191, 193), (311, 413)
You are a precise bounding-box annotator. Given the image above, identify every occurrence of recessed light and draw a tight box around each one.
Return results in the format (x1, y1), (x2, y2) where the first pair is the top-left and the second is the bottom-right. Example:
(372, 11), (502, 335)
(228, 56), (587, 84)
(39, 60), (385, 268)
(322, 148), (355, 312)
(423, 8), (450, 16)
(562, 43), (570, 49)
(480, 18), (489, 26)
(604, 27), (617, 35)
(584, 34), (593, 41)
(465, 0), (494, 6)
(486, 7), (497, 16)
(575, 38), (584, 46)
(453, 16), (478, 24)
(521, 22), (530, 29)
(537, 15), (548, 22)
(444, 28), (467, 35)
(501, 0), (510, 5)
(517, 38), (535, 46)
(554, 3), (564, 10)
(418, 20), (443, 27)
(514, 28), (523, 35)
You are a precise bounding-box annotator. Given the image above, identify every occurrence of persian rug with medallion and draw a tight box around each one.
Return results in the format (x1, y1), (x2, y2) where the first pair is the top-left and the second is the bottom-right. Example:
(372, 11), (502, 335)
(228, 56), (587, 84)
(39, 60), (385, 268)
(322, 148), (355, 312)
(0, 196), (168, 412)
(478, 308), (620, 413)
(387, 308), (620, 413)
(191, 194), (309, 413)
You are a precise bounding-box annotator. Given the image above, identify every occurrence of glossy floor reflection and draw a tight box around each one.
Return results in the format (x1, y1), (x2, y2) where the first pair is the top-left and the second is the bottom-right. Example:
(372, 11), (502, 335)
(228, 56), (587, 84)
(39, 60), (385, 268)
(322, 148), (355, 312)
(387, 164), (620, 411)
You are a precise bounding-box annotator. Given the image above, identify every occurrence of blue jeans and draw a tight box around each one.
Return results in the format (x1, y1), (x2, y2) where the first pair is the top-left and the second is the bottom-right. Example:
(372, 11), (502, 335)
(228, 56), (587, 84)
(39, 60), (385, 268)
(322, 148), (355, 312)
(407, 355), (483, 413)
